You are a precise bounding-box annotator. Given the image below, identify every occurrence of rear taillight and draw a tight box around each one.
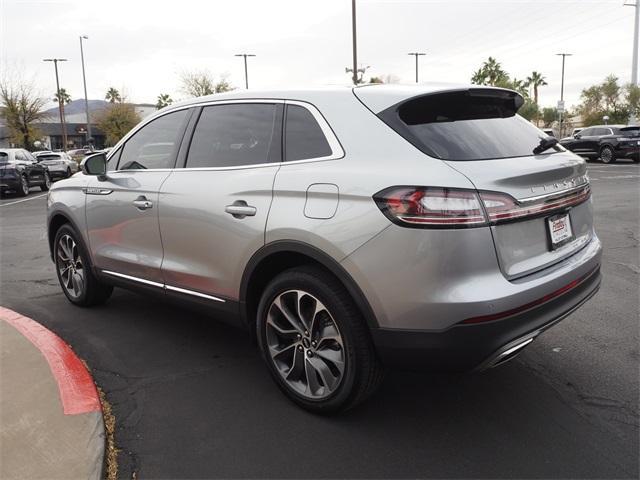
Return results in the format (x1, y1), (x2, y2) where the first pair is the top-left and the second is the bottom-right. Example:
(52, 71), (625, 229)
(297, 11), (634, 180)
(480, 184), (590, 224)
(373, 187), (486, 228)
(373, 184), (591, 229)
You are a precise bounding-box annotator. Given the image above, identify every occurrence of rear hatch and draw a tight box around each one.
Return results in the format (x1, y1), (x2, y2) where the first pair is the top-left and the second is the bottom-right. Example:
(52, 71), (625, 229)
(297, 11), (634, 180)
(358, 86), (594, 280)
(36, 154), (63, 166)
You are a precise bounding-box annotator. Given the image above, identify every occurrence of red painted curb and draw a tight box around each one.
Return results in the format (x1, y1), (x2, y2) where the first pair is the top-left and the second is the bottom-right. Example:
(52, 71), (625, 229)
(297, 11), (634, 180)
(0, 306), (101, 415)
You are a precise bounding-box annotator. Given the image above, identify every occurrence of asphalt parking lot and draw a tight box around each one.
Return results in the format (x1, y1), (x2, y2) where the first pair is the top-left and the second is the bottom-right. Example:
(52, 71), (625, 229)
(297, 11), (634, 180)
(0, 162), (638, 479)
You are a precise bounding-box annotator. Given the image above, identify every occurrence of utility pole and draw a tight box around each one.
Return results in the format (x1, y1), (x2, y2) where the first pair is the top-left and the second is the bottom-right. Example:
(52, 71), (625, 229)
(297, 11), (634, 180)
(234, 53), (256, 89)
(351, 0), (358, 85)
(626, 1), (639, 124)
(408, 52), (426, 83)
(555, 53), (572, 136)
(79, 35), (92, 145)
(43, 58), (68, 151)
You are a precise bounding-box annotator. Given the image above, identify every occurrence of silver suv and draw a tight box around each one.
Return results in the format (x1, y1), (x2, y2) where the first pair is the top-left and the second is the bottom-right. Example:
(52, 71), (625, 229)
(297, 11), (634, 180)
(47, 85), (602, 412)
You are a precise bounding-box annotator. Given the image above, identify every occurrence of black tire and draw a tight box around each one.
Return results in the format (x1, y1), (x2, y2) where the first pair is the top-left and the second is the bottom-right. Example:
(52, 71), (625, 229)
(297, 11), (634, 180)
(18, 175), (29, 197)
(600, 145), (616, 164)
(53, 224), (113, 306)
(40, 171), (51, 191)
(256, 266), (384, 413)
(66, 167), (72, 178)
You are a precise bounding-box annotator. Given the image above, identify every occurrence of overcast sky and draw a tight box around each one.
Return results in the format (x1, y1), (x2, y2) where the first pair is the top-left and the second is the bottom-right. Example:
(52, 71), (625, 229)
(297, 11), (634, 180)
(2, 0), (637, 110)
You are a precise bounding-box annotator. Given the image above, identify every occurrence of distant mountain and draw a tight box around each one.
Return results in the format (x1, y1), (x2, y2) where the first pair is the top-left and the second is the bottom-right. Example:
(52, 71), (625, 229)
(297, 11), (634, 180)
(44, 99), (109, 116)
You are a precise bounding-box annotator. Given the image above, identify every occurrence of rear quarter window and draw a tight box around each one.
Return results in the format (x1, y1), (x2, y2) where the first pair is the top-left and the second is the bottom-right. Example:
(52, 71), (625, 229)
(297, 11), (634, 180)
(285, 104), (332, 161)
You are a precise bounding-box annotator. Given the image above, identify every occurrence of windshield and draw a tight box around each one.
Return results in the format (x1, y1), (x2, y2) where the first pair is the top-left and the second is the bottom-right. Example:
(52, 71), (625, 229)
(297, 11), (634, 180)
(378, 90), (560, 161)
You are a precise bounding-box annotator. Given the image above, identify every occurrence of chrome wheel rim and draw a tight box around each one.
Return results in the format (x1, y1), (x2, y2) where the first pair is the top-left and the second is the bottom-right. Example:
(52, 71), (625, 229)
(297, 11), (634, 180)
(601, 148), (612, 163)
(56, 234), (84, 299)
(21, 176), (29, 195)
(265, 290), (345, 399)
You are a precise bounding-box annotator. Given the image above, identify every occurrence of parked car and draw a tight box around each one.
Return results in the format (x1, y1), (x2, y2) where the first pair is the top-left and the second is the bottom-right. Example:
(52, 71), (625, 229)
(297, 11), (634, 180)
(34, 151), (79, 179)
(47, 85), (602, 412)
(0, 148), (51, 196)
(67, 148), (94, 163)
(560, 125), (640, 163)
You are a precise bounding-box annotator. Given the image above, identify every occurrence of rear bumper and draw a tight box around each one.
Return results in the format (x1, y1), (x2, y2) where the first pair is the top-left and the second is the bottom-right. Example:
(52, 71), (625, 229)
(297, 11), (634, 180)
(0, 177), (21, 191)
(371, 266), (601, 371)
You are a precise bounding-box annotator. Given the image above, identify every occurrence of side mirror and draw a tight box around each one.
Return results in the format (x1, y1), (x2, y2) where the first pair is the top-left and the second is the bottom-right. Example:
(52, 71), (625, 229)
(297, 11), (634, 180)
(81, 152), (107, 179)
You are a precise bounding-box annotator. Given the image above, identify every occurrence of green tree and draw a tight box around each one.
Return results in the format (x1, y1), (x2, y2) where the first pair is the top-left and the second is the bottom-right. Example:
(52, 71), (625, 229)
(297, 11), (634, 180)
(0, 78), (48, 149)
(525, 71), (547, 106)
(470, 57), (509, 86)
(105, 87), (122, 103)
(518, 99), (539, 121)
(96, 103), (140, 146)
(155, 93), (173, 109)
(53, 88), (71, 105)
(181, 71), (233, 97)
(542, 107), (558, 127)
(369, 76), (384, 84)
(577, 75), (631, 125)
(625, 83), (640, 120)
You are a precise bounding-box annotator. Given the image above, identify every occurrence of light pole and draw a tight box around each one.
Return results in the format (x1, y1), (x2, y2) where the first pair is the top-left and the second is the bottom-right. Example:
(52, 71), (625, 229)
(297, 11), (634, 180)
(43, 58), (68, 151)
(79, 35), (92, 145)
(234, 53), (256, 89)
(625, 1), (639, 124)
(351, 0), (358, 85)
(408, 52), (426, 83)
(555, 53), (572, 136)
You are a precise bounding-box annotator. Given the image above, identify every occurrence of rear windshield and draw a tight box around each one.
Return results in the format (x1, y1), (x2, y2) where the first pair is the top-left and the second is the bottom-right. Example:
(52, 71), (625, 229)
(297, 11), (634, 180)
(621, 127), (639, 137)
(379, 90), (558, 161)
(37, 154), (61, 161)
(0, 152), (8, 162)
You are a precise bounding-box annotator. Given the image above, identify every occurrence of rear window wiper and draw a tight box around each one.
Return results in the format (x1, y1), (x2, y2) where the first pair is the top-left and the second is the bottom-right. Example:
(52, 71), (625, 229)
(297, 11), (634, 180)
(533, 136), (559, 155)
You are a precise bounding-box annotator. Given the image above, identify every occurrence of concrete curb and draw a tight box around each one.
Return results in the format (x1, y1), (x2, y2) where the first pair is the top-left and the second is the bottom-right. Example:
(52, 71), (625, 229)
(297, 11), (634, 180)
(0, 306), (105, 479)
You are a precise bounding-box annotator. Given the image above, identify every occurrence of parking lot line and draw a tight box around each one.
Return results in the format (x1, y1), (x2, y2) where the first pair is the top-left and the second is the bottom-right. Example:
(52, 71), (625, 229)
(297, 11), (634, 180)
(0, 193), (48, 208)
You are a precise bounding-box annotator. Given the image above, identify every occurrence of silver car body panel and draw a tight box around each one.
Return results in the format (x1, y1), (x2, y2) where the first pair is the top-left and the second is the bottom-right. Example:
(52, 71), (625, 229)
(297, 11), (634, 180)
(47, 84), (601, 342)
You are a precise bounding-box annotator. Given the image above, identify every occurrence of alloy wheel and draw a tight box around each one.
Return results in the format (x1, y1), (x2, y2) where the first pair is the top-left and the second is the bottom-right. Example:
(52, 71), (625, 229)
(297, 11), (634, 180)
(56, 234), (85, 299)
(44, 172), (51, 189)
(601, 148), (613, 163)
(265, 290), (346, 399)
(21, 176), (29, 195)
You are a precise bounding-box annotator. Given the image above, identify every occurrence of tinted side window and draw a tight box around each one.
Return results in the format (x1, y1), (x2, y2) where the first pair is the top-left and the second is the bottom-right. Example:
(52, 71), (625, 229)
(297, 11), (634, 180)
(285, 105), (332, 161)
(186, 104), (280, 168)
(580, 128), (594, 136)
(118, 110), (188, 170)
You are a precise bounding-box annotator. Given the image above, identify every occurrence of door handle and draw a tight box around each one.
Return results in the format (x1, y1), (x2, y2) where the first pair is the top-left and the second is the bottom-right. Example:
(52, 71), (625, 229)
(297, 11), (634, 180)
(133, 197), (153, 210)
(225, 200), (256, 219)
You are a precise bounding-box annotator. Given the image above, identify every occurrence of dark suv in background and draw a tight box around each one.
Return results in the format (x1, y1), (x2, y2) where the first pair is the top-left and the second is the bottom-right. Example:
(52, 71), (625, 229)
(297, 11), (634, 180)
(560, 125), (640, 163)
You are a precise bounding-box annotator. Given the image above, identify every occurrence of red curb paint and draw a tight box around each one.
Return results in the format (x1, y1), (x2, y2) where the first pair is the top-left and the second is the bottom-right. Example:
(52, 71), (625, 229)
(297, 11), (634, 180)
(0, 306), (101, 415)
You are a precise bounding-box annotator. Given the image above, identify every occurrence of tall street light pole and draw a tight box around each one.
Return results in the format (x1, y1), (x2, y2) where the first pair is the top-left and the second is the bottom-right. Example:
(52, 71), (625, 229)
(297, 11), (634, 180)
(408, 52), (426, 83)
(351, 0), (358, 85)
(625, 1), (639, 124)
(79, 35), (92, 145)
(43, 58), (68, 151)
(555, 53), (572, 136)
(234, 53), (256, 89)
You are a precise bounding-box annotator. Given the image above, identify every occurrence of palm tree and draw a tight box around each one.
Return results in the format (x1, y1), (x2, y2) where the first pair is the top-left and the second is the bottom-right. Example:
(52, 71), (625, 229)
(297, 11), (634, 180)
(155, 93), (173, 109)
(525, 71), (547, 106)
(53, 88), (71, 105)
(471, 68), (487, 85)
(105, 87), (122, 103)
(471, 57), (508, 86)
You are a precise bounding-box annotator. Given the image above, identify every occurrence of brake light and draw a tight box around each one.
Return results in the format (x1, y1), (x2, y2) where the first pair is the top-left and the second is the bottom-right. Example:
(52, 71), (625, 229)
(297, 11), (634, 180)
(480, 184), (590, 224)
(373, 187), (486, 228)
(373, 184), (591, 229)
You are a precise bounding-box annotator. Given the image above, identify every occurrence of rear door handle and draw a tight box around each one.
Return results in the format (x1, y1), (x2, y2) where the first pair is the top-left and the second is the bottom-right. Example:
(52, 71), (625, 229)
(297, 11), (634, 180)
(225, 200), (256, 218)
(133, 197), (153, 210)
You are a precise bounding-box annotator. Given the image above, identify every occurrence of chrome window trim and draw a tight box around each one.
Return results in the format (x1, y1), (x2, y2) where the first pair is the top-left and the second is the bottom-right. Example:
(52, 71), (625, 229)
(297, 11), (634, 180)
(105, 98), (344, 174)
(101, 269), (226, 303)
